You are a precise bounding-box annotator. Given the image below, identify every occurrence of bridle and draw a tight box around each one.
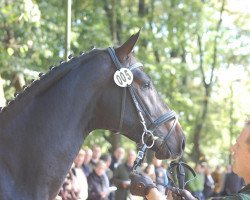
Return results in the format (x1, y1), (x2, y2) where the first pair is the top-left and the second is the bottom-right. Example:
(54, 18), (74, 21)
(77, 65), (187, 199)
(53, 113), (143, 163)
(108, 47), (178, 169)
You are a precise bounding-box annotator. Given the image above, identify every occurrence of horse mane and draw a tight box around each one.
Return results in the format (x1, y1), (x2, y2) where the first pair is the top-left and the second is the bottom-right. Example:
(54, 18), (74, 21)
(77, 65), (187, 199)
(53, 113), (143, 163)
(0, 49), (101, 116)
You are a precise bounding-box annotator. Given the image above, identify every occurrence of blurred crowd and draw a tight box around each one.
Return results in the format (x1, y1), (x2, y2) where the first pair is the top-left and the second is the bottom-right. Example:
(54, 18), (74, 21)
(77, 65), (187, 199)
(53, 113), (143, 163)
(54, 145), (245, 200)
(55, 145), (137, 200)
(184, 162), (245, 200)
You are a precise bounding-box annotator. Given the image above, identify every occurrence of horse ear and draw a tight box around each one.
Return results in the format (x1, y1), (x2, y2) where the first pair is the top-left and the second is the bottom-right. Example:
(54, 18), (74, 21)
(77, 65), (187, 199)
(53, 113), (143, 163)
(116, 30), (140, 61)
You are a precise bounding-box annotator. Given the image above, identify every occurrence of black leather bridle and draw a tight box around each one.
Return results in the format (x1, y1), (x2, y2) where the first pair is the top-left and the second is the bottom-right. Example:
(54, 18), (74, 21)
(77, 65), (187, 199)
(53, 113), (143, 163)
(108, 47), (178, 169)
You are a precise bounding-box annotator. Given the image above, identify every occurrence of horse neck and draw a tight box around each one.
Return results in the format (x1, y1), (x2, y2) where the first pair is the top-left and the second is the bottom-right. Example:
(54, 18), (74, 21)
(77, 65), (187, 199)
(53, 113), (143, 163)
(0, 53), (102, 198)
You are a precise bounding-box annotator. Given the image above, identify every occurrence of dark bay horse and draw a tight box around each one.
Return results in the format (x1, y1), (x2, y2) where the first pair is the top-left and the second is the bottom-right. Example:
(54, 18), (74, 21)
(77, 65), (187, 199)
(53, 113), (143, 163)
(0, 31), (185, 200)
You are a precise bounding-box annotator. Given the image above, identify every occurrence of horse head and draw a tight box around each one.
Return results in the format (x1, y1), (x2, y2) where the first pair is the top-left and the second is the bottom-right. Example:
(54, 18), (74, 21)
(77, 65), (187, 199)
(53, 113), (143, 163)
(95, 31), (185, 160)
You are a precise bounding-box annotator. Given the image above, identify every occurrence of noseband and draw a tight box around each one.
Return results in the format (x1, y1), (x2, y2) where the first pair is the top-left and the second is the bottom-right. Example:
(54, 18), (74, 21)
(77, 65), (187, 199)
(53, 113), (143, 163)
(108, 47), (178, 165)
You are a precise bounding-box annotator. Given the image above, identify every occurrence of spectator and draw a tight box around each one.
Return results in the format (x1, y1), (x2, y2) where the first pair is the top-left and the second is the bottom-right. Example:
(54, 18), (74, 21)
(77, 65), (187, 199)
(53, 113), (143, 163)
(89, 145), (102, 169)
(58, 163), (80, 200)
(101, 154), (115, 200)
(113, 150), (136, 200)
(87, 160), (109, 200)
(72, 149), (88, 200)
(144, 164), (156, 181)
(152, 157), (168, 194)
(222, 164), (244, 195)
(101, 154), (113, 183)
(203, 164), (215, 199)
(90, 144), (102, 167)
(212, 165), (224, 197)
(82, 148), (93, 177)
(110, 147), (125, 171)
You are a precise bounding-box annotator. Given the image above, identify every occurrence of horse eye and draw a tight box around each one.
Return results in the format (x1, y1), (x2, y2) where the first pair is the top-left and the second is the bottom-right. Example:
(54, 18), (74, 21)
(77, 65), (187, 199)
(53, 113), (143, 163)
(143, 82), (151, 89)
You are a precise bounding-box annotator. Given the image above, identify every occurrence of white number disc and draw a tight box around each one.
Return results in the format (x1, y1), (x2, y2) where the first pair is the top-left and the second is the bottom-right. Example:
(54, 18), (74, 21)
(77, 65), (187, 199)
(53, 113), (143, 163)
(113, 68), (133, 87)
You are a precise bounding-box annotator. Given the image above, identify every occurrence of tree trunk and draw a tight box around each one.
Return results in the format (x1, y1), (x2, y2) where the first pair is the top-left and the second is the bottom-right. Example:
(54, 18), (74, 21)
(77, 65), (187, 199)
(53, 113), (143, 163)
(111, 132), (121, 152)
(191, 0), (225, 163)
(103, 0), (118, 44)
(192, 86), (210, 162)
(138, 0), (146, 16)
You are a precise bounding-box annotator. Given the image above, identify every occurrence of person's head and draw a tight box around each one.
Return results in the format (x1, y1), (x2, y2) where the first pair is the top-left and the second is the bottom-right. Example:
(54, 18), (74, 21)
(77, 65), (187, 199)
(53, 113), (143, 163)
(100, 153), (112, 169)
(114, 147), (125, 162)
(194, 163), (204, 174)
(152, 156), (163, 168)
(226, 164), (232, 173)
(83, 148), (93, 164)
(126, 150), (136, 166)
(94, 160), (106, 176)
(214, 165), (221, 172)
(230, 119), (250, 183)
(91, 144), (101, 161)
(144, 164), (156, 180)
(144, 164), (155, 176)
(74, 149), (85, 168)
(203, 164), (212, 175)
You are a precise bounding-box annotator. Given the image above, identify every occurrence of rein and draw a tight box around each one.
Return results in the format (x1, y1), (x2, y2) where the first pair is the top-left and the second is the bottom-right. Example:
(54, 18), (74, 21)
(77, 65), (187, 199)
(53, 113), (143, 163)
(167, 161), (196, 189)
(108, 47), (178, 170)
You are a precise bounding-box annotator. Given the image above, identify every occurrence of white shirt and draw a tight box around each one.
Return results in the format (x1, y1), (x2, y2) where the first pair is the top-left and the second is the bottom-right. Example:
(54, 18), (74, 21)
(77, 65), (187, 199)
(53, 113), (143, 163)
(74, 167), (88, 200)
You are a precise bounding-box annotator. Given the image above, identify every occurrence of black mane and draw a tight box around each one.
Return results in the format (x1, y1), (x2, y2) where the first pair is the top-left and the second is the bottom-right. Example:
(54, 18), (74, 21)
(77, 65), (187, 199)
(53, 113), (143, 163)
(0, 50), (100, 117)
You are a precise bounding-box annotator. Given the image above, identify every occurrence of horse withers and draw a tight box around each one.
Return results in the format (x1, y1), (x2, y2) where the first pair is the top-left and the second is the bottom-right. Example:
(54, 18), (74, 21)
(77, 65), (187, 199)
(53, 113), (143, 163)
(0, 31), (185, 200)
